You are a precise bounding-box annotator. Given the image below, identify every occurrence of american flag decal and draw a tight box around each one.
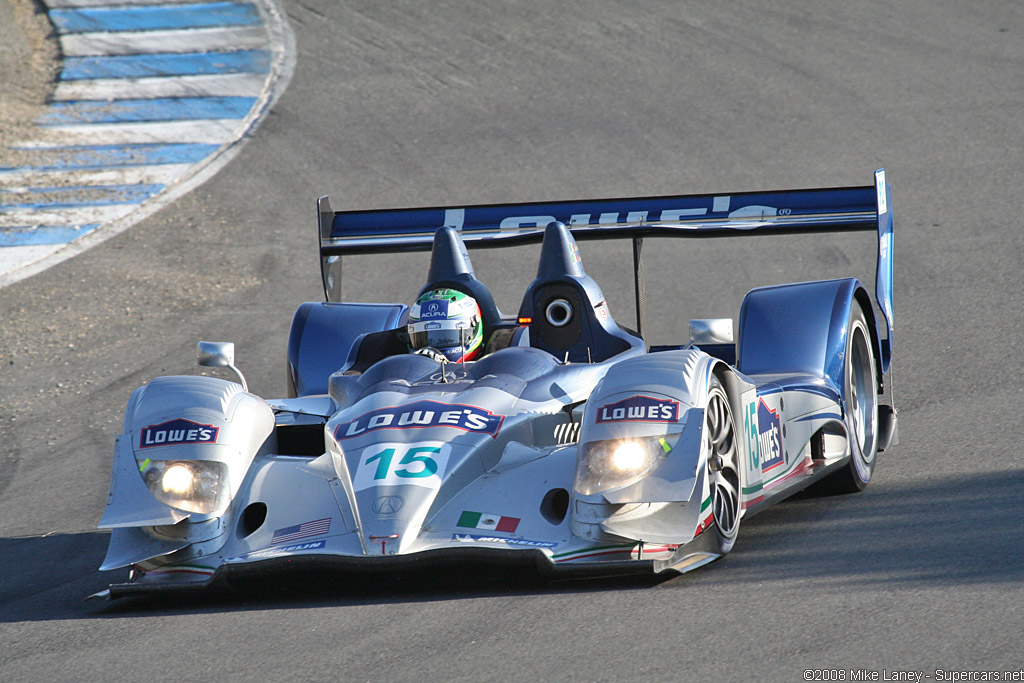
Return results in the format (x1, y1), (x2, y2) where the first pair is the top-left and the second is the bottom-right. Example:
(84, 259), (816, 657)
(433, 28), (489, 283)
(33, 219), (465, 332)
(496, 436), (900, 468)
(271, 518), (331, 545)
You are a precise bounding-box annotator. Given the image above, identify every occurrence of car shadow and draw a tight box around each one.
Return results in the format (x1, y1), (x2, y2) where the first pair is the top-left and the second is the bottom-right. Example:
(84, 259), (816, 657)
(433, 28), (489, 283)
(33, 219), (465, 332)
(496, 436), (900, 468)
(1, 469), (1021, 622)
(691, 466), (1024, 588)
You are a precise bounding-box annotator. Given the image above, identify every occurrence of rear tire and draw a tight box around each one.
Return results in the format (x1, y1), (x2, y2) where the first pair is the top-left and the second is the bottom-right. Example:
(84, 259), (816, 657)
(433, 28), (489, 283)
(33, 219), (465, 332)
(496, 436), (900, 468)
(822, 304), (879, 494)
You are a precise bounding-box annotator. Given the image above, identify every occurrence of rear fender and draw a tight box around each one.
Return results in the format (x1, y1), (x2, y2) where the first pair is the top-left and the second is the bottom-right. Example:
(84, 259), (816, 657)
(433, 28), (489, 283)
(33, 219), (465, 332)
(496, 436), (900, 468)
(737, 278), (881, 398)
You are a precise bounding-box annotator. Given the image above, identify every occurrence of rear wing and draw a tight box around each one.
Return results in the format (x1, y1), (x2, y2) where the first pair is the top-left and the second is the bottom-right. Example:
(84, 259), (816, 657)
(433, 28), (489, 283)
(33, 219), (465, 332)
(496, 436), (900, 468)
(318, 169), (893, 367)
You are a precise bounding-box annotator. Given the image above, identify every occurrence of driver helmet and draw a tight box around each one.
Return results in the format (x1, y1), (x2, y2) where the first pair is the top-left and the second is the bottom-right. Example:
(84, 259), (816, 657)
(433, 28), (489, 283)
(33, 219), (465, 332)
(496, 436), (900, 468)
(407, 288), (484, 363)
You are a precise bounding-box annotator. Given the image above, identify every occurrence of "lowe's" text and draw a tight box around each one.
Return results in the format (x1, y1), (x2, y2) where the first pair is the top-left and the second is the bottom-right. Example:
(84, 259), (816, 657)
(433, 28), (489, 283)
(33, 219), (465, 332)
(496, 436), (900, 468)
(334, 400), (504, 439)
(596, 395), (680, 424)
(139, 418), (219, 449)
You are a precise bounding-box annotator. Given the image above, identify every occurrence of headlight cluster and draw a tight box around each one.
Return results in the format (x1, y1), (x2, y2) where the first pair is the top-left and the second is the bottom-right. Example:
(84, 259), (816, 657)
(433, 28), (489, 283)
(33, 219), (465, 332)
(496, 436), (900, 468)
(140, 460), (229, 514)
(574, 433), (680, 496)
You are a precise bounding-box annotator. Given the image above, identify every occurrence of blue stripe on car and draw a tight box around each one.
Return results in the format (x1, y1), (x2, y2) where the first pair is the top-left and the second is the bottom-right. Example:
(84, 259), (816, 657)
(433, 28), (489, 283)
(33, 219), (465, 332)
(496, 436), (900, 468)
(794, 412), (842, 423)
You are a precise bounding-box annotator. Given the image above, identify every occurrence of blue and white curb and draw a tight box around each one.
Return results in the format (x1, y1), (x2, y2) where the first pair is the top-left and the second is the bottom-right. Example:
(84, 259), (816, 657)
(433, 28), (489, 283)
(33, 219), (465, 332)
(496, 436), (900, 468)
(0, 0), (294, 287)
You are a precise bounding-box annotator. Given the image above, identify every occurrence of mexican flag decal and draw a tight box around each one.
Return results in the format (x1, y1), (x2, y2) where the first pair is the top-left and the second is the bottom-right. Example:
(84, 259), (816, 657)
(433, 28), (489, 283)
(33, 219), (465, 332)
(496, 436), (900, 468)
(458, 511), (520, 533)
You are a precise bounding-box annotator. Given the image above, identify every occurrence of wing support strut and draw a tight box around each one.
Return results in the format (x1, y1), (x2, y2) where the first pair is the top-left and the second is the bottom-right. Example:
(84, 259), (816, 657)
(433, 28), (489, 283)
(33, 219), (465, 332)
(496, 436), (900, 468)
(632, 235), (647, 341)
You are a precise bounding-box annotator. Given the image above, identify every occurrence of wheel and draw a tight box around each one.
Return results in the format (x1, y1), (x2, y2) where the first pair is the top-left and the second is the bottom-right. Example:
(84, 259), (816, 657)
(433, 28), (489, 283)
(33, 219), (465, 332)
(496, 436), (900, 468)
(822, 303), (879, 493)
(706, 377), (741, 553)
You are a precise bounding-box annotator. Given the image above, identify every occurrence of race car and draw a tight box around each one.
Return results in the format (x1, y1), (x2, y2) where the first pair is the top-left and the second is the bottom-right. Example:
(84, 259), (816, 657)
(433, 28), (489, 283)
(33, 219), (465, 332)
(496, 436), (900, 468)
(94, 170), (897, 598)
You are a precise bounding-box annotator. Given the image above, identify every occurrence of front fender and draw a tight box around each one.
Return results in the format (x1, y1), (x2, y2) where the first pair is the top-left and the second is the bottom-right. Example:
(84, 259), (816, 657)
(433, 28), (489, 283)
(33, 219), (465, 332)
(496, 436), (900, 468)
(570, 350), (727, 544)
(98, 375), (274, 568)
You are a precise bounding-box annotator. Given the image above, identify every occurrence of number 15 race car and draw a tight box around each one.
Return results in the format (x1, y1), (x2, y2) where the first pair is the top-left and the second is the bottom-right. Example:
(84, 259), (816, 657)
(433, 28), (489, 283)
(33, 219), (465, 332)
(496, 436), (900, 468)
(94, 170), (897, 598)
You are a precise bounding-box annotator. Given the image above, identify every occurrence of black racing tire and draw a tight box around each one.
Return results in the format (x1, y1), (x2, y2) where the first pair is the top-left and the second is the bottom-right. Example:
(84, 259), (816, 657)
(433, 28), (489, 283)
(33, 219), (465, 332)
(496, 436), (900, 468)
(821, 303), (879, 494)
(706, 376), (741, 553)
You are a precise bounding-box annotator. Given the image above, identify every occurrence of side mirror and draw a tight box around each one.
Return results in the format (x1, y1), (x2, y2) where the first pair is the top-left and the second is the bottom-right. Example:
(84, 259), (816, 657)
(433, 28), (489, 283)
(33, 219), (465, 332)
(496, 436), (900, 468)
(688, 319), (734, 345)
(197, 341), (248, 392)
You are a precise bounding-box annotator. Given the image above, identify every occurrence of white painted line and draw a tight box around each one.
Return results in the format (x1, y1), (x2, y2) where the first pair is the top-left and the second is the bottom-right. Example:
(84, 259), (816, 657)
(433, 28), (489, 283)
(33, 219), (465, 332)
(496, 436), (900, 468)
(0, 244), (63, 272)
(52, 72), (268, 100)
(0, 164), (196, 187)
(23, 119), (243, 146)
(0, 204), (137, 227)
(60, 25), (269, 57)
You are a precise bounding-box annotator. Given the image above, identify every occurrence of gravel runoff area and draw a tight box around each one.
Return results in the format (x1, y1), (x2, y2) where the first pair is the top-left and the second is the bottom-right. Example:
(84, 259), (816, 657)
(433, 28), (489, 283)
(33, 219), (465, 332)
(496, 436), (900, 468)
(0, 0), (59, 164)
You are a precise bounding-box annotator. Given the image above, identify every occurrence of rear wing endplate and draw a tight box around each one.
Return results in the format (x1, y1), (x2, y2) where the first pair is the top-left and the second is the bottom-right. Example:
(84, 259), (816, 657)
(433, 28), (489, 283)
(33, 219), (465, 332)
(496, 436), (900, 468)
(318, 170), (893, 368)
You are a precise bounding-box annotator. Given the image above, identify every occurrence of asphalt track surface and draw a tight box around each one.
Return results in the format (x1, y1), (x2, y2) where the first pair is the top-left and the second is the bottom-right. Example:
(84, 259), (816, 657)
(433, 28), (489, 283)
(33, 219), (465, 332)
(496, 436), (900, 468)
(2, 1), (1023, 680)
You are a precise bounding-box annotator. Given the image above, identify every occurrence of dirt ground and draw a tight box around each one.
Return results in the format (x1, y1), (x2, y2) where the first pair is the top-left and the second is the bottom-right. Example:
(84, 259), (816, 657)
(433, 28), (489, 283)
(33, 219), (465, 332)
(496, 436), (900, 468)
(0, 0), (59, 161)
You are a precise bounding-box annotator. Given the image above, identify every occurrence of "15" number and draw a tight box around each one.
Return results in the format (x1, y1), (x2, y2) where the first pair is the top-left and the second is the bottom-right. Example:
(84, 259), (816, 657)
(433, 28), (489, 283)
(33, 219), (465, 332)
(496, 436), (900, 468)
(353, 442), (451, 491)
(366, 446), (440, 479)
(743, 402), (759, 470)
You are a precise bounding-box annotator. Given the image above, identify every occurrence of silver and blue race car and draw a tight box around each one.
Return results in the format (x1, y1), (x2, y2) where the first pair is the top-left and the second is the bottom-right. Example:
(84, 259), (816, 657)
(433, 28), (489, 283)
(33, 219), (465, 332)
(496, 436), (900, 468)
(95, 170), (897, 598)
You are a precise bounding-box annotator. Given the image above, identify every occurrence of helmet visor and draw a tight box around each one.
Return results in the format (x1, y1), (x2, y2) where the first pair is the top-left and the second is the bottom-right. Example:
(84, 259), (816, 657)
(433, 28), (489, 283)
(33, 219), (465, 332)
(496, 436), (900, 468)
(408, 322), (476, 352)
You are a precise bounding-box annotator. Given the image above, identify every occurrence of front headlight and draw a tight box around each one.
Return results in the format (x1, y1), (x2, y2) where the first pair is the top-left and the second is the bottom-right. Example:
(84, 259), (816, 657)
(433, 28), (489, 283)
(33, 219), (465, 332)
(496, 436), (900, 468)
(574, 433), (680, 496)
(140, 460), (229, 514)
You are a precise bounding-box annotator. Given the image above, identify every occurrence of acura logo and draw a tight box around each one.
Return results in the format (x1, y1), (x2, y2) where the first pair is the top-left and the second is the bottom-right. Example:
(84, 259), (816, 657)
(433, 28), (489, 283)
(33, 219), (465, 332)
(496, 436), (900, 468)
(372, 495), (403, 514)
(427, 302), (439, 313)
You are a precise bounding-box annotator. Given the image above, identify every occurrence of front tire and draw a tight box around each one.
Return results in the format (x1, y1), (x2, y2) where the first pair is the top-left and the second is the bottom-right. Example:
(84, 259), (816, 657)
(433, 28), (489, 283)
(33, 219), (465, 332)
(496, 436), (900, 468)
(706, 377), (741, 553)
(823, 304), (879, 494)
